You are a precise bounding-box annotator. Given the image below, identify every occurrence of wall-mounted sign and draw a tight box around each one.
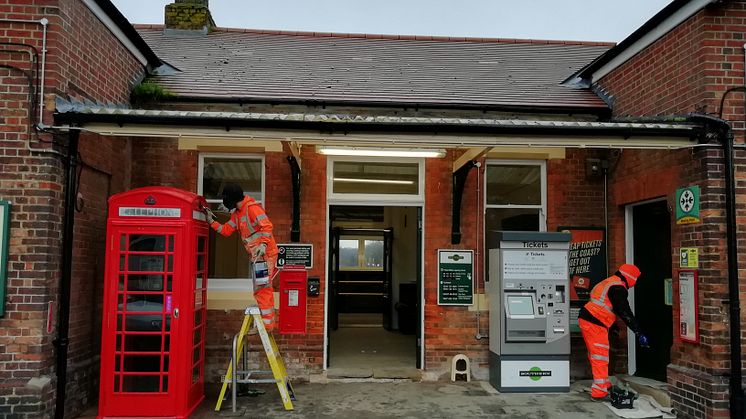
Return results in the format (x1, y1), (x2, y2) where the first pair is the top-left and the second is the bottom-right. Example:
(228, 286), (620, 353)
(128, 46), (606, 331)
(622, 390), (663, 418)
(0, 201), (10, 317)
(437, 250), (473, 306)
(558, 227), (606, 302)
(678, 270), (699, 343)
(679, 247), (699, 268)
(277, 244), (313, 269)
(675, 186), (700, 225)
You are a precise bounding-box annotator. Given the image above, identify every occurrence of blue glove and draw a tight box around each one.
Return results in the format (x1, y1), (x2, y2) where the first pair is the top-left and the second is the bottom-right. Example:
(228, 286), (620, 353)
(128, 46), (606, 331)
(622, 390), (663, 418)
(637, 333), (650, 348)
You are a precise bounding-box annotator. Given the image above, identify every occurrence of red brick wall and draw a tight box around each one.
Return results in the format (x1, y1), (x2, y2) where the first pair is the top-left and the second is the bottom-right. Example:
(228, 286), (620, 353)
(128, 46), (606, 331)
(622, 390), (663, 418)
(0, 0), (144, 417)
(596, 2), (746, 417)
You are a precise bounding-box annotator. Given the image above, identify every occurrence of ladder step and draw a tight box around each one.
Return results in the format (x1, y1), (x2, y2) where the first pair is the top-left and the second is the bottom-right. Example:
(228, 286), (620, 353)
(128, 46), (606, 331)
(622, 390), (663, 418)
(215, 310), (295, 412)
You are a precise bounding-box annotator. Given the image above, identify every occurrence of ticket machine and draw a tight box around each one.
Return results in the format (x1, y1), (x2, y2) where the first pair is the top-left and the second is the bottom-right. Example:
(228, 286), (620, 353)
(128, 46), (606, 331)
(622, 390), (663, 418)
(488, 231), (571, 392)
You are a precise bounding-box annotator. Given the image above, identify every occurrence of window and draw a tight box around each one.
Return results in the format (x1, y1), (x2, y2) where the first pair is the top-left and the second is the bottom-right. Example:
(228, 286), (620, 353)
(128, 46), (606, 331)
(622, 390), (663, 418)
(198, 154), (264, 279)
(484, 160), (546, 232)
(328, 157), (424, 202)
(338, 237), (384, 270)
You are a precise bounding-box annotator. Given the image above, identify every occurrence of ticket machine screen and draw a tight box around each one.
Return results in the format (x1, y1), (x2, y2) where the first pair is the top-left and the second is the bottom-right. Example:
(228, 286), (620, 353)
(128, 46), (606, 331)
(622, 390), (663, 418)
(507, 295), (535, 317)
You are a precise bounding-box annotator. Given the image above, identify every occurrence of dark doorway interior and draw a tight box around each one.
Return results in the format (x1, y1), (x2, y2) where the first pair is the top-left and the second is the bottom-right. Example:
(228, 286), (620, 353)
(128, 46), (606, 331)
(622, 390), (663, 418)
(327, 205), (419, 371)
(632, 200), (673, 382)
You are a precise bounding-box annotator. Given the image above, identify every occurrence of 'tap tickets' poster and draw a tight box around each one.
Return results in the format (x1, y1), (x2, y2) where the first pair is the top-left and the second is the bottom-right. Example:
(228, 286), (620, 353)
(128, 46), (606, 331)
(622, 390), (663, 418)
(558, 227), (607, 303)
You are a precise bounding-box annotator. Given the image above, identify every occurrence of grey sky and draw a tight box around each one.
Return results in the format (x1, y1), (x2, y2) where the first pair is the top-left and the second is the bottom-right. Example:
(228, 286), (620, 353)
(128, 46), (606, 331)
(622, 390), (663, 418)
(112, 0), (672, 43)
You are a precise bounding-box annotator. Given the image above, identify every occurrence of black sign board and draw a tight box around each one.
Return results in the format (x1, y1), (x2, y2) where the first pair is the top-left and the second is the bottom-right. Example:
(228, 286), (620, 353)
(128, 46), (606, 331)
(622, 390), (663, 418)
(277, 243), (313, 269)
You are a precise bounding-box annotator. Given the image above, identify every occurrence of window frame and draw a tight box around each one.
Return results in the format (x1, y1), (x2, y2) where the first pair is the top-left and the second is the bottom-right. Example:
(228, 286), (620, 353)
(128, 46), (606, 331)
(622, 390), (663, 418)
(197, 153), (266, 206)
(338, 235), (385, 271)
(197, 153), (266, 281)
(484, 159), (547, 231)
(327, 156), (425, 204)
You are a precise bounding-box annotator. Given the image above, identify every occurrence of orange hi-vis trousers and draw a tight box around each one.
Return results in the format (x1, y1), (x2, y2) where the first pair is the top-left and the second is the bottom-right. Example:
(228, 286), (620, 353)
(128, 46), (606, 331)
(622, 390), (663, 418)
(579, 318), (612, 398)
(253, 253), (278, 332)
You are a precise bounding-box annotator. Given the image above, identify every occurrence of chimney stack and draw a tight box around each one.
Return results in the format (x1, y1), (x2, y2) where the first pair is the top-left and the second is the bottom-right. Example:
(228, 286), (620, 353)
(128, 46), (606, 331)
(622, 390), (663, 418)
(165, 0), (215, 34)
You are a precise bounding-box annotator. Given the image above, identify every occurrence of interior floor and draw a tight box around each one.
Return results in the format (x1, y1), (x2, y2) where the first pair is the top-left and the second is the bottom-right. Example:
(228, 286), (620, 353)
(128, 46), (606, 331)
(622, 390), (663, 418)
(329, 327), (416, 371)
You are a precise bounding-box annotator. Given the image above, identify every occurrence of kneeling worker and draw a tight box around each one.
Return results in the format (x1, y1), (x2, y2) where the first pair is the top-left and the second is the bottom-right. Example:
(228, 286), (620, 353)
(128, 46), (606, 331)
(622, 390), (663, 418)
(578, 263), (649, 401)
(207, 183), (279, 331)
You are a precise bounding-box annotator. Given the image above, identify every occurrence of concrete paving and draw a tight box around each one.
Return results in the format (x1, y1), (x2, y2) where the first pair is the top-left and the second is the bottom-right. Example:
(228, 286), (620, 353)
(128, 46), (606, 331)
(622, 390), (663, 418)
(192, 380), (622, 419)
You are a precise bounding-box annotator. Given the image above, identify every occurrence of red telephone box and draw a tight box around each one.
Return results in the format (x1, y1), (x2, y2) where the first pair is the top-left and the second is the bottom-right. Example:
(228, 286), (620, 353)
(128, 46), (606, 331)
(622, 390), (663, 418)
(98, 187), (209, 419)
(279, 266), (307, 334)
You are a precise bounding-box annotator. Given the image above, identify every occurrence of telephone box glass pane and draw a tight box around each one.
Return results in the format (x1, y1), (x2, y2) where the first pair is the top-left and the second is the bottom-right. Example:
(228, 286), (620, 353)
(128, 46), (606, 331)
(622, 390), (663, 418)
(123, 375), (159, 392)
(123, 355), (161, 372)
(198, 236), (205, 252)
(125, 314), (164, 331)
(124, 295), (164, 312)
(129, 235), (166, 252)
(168, 255), (174, 272)
(124, 335), (162, 353)
(128, 255), (164, 272)
(127, 274), (164, 291)
(168, 235), (174, 252)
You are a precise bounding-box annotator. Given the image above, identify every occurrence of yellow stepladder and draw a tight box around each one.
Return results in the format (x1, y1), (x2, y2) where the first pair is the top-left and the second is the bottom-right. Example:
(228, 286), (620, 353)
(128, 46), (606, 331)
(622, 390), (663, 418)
(215, 306), (296, 412)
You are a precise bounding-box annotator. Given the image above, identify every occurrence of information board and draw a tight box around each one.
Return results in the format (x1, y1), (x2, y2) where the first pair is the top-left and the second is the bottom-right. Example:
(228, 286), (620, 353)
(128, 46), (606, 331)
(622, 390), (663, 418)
(501, 250), (567, 281)
(437, 250), (473, 306)
(678, 270), (699, 343)
(277, 244), (313, 269)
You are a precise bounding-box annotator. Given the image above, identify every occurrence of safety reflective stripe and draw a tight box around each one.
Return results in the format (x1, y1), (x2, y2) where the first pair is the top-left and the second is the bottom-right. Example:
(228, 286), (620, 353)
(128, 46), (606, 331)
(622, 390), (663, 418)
(263, 318), (272, 324)
(593, 343), (610, 349)
(254, 278), (270, 285)
(240, 214), (254, 234)
(591, 354), (609, 362)
(248, 231), (272, 242)
(227, 220), (237, 229)
(593, 378), (608, 384)
(592, 384), (609, 392)
(251, 214), (268, 228)
(216, 225), (224, 234)
(261, 308), (274, 315)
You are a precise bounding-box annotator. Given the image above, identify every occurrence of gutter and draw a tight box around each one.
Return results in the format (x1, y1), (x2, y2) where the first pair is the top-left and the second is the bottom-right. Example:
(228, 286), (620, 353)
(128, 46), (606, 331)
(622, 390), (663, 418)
(168, 95), (612, 117)
(54, 112), (695, 139)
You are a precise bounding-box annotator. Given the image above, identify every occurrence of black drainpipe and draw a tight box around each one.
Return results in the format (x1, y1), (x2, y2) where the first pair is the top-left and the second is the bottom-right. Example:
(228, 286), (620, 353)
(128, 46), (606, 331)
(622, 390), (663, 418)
(687, 113), (743, 419)
(452, 162), (477, 245)
(287, 156), (301, 242)
(55, 128), (79, 419)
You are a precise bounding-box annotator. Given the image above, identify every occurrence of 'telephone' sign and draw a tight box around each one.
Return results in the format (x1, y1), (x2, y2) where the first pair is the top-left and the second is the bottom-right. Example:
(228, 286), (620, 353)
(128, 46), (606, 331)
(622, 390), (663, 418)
(118, 207), (181, 218)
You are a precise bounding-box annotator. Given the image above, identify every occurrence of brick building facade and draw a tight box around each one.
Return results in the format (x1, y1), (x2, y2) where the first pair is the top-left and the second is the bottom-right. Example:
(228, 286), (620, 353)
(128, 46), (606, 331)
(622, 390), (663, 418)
(0, 1), (744, 418)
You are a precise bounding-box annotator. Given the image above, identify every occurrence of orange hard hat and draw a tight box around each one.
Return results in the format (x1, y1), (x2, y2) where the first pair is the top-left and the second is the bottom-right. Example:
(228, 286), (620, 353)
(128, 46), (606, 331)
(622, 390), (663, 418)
(619, 264), (641, 287)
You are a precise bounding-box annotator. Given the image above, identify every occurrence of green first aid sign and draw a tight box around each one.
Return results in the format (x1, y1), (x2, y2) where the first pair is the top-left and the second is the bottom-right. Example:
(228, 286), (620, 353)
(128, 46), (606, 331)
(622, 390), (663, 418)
(676, 186), (700, 225)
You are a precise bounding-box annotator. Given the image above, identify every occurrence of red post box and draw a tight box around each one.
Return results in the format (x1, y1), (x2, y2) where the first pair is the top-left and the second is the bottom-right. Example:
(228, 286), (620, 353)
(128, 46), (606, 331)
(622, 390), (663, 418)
(98, 187), (209, 419)
(279, 266), (307, 334)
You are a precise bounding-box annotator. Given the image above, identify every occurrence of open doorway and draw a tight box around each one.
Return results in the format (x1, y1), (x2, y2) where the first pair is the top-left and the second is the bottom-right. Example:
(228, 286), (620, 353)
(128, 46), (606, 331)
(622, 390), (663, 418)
(327, 205), (420, 374)
(628, 199), (673, 381)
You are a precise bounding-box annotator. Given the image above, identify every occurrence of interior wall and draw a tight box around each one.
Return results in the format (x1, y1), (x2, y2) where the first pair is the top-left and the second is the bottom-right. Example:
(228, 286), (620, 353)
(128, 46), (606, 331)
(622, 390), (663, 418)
(385, 206), (418, 329)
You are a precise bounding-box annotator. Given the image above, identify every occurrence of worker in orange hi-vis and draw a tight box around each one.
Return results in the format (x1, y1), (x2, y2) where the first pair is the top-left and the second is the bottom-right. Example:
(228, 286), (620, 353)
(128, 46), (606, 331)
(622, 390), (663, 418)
(578, 263), (649, 401)
(206, 183), (279, 331)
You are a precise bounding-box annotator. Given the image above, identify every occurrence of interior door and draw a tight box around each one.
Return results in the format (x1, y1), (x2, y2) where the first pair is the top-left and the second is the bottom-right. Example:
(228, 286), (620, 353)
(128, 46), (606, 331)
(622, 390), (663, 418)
(382, 229), (394, 330)
(104, 228), (179, 412)
(326, 227), (339, 368)
(632, 201), (672, 381)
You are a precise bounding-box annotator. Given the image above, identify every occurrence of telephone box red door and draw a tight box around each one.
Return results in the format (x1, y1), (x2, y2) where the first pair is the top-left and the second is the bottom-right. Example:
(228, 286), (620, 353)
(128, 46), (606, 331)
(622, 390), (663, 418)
(98, 187), (209, 419)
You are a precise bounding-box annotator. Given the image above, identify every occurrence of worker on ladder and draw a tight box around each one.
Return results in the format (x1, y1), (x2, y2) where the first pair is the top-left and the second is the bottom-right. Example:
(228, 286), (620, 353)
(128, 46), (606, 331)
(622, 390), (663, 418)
(206, 183), (279, 331)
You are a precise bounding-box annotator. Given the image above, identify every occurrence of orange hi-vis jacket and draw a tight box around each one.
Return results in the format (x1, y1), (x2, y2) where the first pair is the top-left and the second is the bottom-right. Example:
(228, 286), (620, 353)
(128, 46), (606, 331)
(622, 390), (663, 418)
(583, 276), (626, 328)
(210, 196), (278, 259)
